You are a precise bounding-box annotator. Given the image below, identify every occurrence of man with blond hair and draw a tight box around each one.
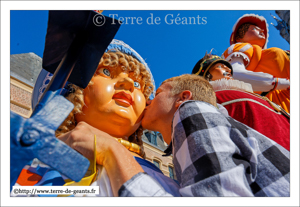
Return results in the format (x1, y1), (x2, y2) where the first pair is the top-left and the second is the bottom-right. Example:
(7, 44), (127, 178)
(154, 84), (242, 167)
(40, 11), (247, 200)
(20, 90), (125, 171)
(63, 74), (290, 197)
(118, 74), (290, 197)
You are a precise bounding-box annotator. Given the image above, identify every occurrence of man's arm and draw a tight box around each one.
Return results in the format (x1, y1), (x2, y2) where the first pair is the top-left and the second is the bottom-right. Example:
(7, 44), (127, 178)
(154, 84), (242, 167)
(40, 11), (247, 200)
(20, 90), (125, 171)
(171, 100), (289, 197)
(118, 172), (172, 197)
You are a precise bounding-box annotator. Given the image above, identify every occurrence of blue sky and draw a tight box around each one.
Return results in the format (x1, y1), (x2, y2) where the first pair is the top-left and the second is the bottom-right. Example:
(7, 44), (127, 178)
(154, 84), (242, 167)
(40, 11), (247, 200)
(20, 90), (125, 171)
(10, 10), (290, 90)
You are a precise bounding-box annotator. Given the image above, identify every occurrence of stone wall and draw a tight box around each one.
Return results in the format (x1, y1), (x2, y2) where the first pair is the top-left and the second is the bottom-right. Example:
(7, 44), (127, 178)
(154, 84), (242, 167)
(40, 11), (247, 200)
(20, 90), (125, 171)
(10, 77), (33, 118)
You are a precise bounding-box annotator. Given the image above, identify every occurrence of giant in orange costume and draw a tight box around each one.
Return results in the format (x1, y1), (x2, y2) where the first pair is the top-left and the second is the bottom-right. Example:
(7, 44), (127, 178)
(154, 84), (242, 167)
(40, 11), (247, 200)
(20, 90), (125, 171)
(223, 14), (290, 113)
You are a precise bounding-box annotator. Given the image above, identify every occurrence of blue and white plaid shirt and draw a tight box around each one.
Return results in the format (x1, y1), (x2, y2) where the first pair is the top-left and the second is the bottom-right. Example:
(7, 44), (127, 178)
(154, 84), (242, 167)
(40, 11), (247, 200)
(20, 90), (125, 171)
(119, 101), (290, 197)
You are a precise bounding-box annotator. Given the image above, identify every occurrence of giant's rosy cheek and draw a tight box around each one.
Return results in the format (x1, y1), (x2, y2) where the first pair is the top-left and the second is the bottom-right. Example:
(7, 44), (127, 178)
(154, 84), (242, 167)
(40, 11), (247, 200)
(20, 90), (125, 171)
(135, 94), (143, 103)
(105, 84), (113, 93)
(133, 91), (146, 116)
(87, 77), (116, 109)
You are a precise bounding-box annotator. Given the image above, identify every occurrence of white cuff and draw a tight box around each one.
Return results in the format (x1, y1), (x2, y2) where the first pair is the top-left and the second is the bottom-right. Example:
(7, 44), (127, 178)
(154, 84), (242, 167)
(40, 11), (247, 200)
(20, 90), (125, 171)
(118, 172), (173, 197)
(276, 78), (290, 90)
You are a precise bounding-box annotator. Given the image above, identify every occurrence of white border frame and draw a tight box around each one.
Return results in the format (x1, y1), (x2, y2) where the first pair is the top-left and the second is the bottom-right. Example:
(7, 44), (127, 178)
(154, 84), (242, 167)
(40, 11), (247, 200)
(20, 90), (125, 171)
(1, 1), (299, 206)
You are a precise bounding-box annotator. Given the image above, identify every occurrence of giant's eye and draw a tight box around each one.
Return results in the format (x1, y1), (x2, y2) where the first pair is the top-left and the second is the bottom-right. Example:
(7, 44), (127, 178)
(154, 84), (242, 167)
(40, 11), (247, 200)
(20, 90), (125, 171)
(216, 65), (222, 69)
(134, 82), (141, 89)
(102, 68), (111, 76)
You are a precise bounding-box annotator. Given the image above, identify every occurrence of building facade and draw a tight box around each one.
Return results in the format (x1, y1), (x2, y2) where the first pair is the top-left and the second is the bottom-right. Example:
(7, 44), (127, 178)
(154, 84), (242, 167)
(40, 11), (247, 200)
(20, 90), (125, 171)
(10, 53), (42, 118)
(10, 53), (177, 180)
(142, 130), (176, 180)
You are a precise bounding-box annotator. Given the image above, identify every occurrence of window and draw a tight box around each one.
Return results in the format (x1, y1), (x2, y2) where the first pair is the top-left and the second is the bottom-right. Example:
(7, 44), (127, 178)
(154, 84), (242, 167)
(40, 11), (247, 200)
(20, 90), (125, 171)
(145, 132), (152, 143)
(145, 132), (157, 146)
(151, 133), (157, 146)
(153, 160), (160, 169)
(168, 166), (174, 179)
(157, 133), (164, 142)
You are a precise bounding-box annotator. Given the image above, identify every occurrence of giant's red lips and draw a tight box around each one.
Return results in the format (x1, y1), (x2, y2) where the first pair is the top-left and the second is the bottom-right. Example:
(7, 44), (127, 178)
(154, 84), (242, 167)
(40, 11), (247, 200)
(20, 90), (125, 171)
(112, 91), (133, 107)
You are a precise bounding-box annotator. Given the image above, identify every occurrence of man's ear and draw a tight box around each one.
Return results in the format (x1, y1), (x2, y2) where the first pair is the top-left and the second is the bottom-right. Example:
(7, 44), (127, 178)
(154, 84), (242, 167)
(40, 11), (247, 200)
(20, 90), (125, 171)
(175, 90), (193, 108)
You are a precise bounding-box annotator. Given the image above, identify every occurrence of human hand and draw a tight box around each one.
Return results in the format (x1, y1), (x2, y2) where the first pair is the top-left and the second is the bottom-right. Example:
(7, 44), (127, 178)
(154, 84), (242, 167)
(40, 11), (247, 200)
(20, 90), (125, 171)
(58, 121), (144, 196)
(57, 121), (120, 165)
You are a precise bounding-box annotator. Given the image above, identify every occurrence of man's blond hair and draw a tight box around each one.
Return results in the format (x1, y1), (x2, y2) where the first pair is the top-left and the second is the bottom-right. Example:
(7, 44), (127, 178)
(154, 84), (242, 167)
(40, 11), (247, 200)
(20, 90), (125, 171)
(162, 74), (217, 107)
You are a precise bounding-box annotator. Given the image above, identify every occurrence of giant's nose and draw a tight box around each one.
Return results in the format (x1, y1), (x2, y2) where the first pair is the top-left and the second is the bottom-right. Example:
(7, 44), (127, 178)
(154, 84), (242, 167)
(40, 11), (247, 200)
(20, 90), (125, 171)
(225, 66), (232, 73)
(115, 73), (134, 92)
(259, 28), (265, 36)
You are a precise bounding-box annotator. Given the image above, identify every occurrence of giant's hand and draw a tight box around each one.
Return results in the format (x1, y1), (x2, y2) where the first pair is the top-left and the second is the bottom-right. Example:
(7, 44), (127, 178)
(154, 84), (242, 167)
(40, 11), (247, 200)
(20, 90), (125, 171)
(58, 121), (118, 166)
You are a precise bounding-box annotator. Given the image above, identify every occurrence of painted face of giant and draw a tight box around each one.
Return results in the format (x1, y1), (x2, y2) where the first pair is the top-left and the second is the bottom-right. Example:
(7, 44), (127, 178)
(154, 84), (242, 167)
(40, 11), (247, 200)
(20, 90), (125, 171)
(238, 24), (266, 48)
(75, 62), (146, 140)
(209, 63), (232, 81)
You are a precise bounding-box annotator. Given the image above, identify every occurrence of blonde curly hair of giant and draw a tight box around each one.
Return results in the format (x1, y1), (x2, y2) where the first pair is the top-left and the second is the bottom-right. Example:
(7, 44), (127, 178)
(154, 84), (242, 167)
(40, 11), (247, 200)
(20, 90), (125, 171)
(55, 51), (154, 149)
(162, 74), (217, 107)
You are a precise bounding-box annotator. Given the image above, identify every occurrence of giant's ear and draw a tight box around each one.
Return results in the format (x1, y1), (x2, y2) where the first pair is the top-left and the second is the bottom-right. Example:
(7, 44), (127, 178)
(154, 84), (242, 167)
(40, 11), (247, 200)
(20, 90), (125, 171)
(175, 90), (193, 108)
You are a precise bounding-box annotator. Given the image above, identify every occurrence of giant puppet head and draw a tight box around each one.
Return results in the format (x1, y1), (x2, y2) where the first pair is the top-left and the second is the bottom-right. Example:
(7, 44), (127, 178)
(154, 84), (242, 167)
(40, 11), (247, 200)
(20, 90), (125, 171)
(192, 53), (233, 81)
(230, 14), (269, 49)
(32, 39), (155, 148)
(192, 53), (253, 92)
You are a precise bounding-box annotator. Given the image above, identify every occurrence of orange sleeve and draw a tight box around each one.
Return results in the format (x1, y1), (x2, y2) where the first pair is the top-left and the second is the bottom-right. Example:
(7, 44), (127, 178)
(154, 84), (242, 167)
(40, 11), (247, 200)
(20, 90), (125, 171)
(223, 43), (263, 72)
(246, 45), (262, 72)
(223, 43), (255, 67)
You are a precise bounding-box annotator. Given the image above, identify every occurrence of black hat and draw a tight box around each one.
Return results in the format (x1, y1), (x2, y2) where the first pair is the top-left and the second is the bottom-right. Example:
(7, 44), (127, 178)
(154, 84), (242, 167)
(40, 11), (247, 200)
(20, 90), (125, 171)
(192, 54), (233, 78)
(42, 10), (121, 89)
